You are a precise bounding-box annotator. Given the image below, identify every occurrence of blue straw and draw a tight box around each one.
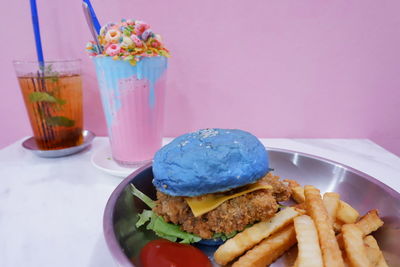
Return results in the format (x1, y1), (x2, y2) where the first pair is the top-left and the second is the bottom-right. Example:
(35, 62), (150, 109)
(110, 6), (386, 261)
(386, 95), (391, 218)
(83, 0), (101, 34)
(29, 0), (44, 67)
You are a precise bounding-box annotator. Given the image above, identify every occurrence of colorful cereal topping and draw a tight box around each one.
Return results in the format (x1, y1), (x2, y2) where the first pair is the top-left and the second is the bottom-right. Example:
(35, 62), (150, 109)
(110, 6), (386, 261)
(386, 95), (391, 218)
(86, 19), (170, 65)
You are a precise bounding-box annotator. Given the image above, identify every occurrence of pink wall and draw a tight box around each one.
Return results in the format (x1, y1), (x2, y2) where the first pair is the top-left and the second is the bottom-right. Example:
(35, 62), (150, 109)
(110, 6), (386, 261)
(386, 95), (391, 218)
(1, 0), (400, 155)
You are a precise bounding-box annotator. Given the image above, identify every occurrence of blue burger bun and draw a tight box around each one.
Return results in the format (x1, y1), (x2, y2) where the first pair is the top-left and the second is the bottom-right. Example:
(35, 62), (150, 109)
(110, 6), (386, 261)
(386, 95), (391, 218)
(197, 237), (225, 246)
(152, 128), (269, 197)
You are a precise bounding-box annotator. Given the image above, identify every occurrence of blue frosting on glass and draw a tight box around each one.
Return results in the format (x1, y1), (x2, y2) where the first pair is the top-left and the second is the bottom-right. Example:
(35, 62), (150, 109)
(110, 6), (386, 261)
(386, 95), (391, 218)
(152, 129), (269, 197)
(93, 56), (168, 128)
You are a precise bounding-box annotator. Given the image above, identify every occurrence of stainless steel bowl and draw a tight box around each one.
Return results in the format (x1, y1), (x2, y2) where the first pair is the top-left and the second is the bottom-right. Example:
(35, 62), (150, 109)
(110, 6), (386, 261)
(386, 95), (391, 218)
(103, 148), (400, 266)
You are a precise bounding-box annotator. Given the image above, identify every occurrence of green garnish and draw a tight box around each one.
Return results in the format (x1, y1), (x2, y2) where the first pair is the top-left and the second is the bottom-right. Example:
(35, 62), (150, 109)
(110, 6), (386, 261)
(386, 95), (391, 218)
(29, 92), (64, 105)
(130, 184), (155, 209)
(212, 231), (238, 241)
(130, 184), (201, 244)
(41, 64), (60, 82)
(44, 116), (75, 127)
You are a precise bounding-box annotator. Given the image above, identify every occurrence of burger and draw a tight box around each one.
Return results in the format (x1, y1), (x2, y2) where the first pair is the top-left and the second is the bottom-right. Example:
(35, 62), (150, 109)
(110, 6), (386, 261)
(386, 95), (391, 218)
(132, 128), (291, 244)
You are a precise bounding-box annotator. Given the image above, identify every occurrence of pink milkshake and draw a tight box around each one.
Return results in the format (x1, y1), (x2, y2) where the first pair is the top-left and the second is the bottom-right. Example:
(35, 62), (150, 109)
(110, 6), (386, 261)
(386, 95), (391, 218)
(110, 75), (166, 165)
(87, 19), (169, 167)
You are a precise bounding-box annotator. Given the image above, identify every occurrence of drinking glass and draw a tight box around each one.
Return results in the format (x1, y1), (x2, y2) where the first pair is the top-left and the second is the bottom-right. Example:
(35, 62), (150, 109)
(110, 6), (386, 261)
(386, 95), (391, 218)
(14, 60), (83, 150)
(92, 56), (167, 167)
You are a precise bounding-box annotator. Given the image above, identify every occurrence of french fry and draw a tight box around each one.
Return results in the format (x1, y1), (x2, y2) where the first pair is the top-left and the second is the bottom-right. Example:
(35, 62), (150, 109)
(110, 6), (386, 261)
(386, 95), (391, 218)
(342, 224), (372, 267)
(342, 255), (350, 267)
(364, 244), (381, 266)
(333, 220), (344, 233)
(323, 192), (340, 229)
(337, 210), (384, 249)
(294, 215), (323, 267)
(364, 235), (389, 267)
(355, 210), (384, 235)
(292, 186), (360, 224)
(231, 225), (297, 267)
(293, 256), (299, 267)
(292, 202), (306, 211)
(337, 200), (360, 224)
(304, 185), (345, 267)
(214, 207), (300, 265)
(214, 181), (385, 267)
(292, 186), (306, 203)
(292, 186), (347, 232)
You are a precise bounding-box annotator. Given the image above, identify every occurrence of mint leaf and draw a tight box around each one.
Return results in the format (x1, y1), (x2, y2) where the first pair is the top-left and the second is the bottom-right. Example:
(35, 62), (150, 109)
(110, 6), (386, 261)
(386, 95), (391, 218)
(29, 92), (58, 103)
(42, 64), (59, 82)
(45, 64), (53, 72)
(50, 76), (59, 83)
(29, 92), (66, 106)
(45, 116), (75, 127)
(56, 98), (66, 105)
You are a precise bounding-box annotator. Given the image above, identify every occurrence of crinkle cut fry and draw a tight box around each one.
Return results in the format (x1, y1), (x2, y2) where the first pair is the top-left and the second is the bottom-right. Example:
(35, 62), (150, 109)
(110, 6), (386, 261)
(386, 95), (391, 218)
(294, 215), (323, 267)
(231, 225), (297, 267)
(323, 192), (340, 229)
(213, 207), (299, 265)
(364, 235), (389, 267)
(342, 224), (372, 267)
(336, 200), (359, 224)
(337, 209), (384, 249)
(304, 185), (345, 267)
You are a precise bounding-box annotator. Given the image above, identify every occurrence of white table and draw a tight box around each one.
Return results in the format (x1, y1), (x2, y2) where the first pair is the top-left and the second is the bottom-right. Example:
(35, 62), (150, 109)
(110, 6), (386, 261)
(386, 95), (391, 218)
(0, 137), (399, 267)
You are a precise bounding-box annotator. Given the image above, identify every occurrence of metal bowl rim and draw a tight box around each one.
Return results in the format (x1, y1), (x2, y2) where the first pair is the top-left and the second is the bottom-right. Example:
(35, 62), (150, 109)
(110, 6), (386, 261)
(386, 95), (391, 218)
(103, 146), (400, 266)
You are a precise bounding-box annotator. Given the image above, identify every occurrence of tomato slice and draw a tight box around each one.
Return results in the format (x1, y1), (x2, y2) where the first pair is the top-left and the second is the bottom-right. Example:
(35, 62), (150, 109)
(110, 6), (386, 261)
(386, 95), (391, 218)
(140, 239), (211, 267)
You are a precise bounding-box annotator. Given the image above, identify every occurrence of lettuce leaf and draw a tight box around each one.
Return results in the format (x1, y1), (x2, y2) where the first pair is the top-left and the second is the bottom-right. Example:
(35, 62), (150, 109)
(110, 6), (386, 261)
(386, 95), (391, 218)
(212, 231), (238, 241)
(130, 184), (155, 209)
(136, 210), (153, 228)
(131, 184), (201, 244)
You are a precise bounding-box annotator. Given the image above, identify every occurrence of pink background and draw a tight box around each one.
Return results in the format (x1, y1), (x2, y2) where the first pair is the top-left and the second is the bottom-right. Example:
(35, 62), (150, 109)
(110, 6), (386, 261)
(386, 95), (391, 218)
(1, 0), (399, 155)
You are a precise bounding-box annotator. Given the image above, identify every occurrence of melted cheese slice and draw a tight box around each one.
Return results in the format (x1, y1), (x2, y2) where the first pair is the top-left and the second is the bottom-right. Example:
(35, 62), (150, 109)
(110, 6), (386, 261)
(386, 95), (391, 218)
(185, 182), (272, 217)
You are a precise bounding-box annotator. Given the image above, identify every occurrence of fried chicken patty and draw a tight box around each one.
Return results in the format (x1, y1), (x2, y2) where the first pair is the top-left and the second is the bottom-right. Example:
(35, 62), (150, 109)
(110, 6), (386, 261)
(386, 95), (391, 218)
(153, 173), (292, 239)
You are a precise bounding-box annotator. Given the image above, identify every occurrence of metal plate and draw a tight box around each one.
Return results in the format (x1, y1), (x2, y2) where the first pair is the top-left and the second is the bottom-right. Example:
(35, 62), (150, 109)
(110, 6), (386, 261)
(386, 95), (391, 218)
(103, 148), (400, 266)
(22, 130), (95, 158)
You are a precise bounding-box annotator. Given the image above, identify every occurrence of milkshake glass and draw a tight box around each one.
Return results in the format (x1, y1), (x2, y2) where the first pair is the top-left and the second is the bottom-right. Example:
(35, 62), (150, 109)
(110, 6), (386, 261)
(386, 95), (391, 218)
(93, 56), (167, 166)
(87, 19), (170, 167)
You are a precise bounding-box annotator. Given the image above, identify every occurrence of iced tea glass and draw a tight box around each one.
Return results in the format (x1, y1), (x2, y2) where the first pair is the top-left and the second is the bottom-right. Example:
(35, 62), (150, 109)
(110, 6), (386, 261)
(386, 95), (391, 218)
(14, 60), (83, 150)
